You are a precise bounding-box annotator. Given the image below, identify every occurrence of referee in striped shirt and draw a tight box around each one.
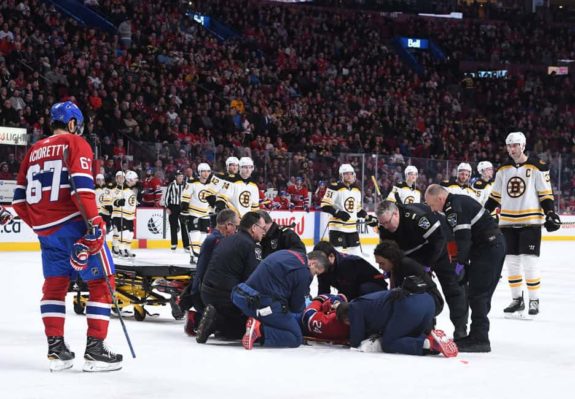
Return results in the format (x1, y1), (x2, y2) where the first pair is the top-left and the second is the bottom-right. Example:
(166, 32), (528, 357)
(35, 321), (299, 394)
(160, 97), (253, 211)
(165, 170), (190, 251)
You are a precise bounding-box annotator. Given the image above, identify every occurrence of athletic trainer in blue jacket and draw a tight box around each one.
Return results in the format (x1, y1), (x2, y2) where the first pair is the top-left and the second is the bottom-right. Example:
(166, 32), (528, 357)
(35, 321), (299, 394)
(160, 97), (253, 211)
(335, 283), (458, 357)
(232, 250), (329, 349)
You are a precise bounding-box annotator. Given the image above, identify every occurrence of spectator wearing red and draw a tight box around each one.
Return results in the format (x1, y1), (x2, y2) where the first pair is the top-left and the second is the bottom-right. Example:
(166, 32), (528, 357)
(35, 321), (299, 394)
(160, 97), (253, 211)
(287, 177), (309, 210)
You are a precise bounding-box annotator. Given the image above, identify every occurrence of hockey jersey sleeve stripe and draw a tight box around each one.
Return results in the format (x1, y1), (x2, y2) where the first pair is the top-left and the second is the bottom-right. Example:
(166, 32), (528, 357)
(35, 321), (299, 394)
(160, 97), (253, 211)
(422, 221), (440, 239)
(538, 195), (553, 202)
(71, 175), (95, 190)
(70, 172), (94, 179)
(73, 188), (95, 194)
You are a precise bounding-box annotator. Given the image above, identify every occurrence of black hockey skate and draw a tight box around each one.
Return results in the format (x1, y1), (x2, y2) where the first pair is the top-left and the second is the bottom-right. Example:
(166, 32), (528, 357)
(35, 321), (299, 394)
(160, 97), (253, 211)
(47, 336), (75, 372)
(122, 249), (136, 258)
(83, 337), (123, 372)
(503, 293), (525, 313)
(196, 304), (217, 344)
(528, 299), (539, 315)
(111, 246), (121, 257)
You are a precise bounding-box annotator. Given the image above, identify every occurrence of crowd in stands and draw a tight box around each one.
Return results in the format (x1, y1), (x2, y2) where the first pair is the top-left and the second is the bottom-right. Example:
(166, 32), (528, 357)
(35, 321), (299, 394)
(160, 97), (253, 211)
(0, 0), (574, 212)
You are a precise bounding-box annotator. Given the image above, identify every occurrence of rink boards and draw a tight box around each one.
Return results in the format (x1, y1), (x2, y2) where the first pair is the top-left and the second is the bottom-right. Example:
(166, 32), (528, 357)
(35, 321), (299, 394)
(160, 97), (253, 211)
(1, 207), (574, 251)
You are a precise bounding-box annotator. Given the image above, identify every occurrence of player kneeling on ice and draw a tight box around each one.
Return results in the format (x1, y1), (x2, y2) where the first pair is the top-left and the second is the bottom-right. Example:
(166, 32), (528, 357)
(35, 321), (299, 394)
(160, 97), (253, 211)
(11, 101), (122, 372)
(335, 278), (458, 358)
(231, 250), (328, 349)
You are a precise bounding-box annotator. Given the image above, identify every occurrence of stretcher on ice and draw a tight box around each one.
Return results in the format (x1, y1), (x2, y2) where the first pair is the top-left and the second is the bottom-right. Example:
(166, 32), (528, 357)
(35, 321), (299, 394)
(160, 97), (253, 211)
(70, 251), (195, 321)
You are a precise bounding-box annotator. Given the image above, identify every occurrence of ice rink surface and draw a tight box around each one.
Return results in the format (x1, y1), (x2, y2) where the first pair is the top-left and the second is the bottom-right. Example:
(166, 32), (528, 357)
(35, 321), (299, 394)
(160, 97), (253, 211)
(1, 242), (574, 399)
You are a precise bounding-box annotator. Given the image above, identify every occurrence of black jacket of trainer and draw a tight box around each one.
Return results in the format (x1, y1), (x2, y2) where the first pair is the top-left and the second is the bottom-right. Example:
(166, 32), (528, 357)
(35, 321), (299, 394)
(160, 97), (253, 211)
(442, 193), (501, 264)
(318, 251), (388, 300)
(379, 203), (447, 267)
(202, 230), (261, 299)
(260, 222), (306, 259)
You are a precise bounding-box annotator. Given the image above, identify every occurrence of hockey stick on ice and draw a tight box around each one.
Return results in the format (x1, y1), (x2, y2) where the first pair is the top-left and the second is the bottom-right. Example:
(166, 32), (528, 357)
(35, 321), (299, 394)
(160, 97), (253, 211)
(64, 148), (136, 359)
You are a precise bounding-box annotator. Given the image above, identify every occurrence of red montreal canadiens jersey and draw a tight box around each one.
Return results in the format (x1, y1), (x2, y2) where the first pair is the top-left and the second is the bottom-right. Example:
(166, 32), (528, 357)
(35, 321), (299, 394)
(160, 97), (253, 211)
(302, 298), (349, 341)
(12, 134), (98, 235)
(142, 176), (163, 206)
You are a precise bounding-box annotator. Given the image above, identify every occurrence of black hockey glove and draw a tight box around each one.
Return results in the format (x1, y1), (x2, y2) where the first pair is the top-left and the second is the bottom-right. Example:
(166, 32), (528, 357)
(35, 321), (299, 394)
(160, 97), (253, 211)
(114, 198), (126, 207)
(544, 211), (561, 232)
(357, 209), (367, 219)
(181, 202), (189, 212)
(365, 215), (379, 227)
(206, 195), (216, 208)
(334, 210), (351, 222)
(214, 200), (226, 213)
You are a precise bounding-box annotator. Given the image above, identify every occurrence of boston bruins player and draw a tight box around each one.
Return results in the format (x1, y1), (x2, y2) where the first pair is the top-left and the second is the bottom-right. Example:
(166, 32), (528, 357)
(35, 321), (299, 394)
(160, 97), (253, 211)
(222, 157), (260, 217)
(95, 174), (113, 232)
(386, 165), (421, 204)
(110, 171), (125, 256)
(321, 164), (374, 256)
(181, 163), (215, 263)
(111, 170), (139, 258)
(441, 162), (477, 199)
(208, 156), (239, 213)
(485, 132), (561, 316)
(472, 161), (494, 205)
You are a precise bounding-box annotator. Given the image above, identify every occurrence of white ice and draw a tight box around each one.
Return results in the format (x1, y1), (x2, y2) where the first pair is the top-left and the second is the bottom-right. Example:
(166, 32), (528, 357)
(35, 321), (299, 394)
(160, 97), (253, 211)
(1, 243), (574, 399)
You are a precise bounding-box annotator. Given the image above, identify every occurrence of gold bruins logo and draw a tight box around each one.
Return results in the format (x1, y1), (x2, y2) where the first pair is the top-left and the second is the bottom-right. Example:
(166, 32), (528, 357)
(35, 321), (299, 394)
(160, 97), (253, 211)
(128, 195), (137, 207)
(507, 177), (526, 198)
(404, 196), (415, 204)
(98, 193), (106, 204)
(344, 197), (355, 213)
(239, 191), (251, 207)
(198, 190), (209, 203)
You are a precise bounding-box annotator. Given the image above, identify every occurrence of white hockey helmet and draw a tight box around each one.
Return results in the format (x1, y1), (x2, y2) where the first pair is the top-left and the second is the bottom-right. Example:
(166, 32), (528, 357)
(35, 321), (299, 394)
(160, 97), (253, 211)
(197, 163), (211, 173)
(226, 157), (240, 167)
(404, 165), (418, 178)
(96, 173), (105, 181)
(125, 170), (139, 184)
(477, 161), (493, 174)
(457, 163), (472, 173)
(505, 131), (526, 147)
(239, 157), (254, 168)
(339, 164), (354, 176)
(115, 170), (125, 177)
